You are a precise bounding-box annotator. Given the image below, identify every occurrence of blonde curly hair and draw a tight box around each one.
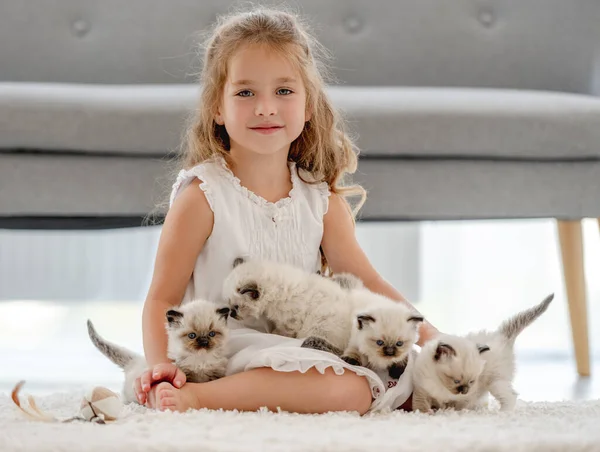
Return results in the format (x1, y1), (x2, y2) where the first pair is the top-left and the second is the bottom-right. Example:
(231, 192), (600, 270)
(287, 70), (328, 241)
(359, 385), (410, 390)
(177, 6), (366, 216)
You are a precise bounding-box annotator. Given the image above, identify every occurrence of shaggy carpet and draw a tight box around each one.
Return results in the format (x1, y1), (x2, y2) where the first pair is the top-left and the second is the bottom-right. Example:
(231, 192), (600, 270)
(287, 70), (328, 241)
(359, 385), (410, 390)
(1, 389), (599, 452)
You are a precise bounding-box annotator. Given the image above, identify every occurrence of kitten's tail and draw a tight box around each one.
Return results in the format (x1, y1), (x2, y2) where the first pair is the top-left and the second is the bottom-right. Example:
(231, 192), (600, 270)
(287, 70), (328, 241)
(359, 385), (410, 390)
(87, 319), (137, 369)
(498, 293), (554, 341)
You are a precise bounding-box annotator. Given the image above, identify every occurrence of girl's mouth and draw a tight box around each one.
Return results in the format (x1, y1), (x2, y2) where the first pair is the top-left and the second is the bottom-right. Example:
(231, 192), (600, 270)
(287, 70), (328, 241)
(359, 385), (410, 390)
(250, 125), (284, 135)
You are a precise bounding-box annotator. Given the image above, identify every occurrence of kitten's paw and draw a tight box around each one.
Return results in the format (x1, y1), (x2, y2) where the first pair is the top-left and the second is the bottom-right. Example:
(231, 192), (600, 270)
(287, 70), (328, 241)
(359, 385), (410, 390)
(301, 337), (343, 356)
(499, 399), (517, 412)
(341, 356), (361, 366)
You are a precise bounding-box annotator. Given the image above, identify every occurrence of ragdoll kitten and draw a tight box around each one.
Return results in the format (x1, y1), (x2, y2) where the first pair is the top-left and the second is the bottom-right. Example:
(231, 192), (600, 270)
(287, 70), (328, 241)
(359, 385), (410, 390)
(412, 293), (554, 412)
(342, 302), (423, 379)
(223, 257), (374, 353)
(87, 299), (230, 404)
(223, 256), (421, 365)
(412, 334), (489, 412)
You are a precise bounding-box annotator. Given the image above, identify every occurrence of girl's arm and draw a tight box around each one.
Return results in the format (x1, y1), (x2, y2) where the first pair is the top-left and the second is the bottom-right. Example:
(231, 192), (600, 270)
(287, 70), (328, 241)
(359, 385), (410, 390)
(137, 178), (213, 402)
(320, 194), (439, 345)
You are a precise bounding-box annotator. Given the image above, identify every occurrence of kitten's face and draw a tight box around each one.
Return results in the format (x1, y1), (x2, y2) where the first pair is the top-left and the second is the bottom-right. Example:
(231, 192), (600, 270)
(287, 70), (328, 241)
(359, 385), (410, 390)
(354, 304), (423, 369)
(166, 300), (230, 355)
(429, 338), (488, 397)
(222, 258), (268, 321)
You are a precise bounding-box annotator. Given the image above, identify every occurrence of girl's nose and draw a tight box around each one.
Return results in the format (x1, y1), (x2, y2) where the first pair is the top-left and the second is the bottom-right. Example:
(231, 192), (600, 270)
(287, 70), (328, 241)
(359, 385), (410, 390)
(254, 96), (277, 116)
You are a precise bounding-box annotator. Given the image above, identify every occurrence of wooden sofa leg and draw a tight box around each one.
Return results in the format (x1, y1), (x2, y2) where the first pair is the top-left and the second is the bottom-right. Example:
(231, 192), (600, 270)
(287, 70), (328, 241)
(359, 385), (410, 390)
(556, 220), (590, 377)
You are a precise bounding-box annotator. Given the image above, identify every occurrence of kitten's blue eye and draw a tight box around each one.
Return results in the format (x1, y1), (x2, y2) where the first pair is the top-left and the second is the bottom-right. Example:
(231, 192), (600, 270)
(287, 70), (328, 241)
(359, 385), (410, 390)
(277, 88), (293, 95)
(376, 340), (384, 346)
(454, 379), (460, 384)
(188, 333), (197, 339)
(396, 341), (404, 347)
(208, 331), (216, 337)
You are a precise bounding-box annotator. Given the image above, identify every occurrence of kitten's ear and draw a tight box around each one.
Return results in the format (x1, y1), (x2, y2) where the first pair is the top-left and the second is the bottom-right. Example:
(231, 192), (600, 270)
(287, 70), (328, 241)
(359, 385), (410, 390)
(477, 344), (490, 354)
(233, 257), (245, 268)
(166, 309), (184, 327)
(434, 342), (456, 361)
(357, 314), (376, 330)
(239, 282), (260, 300)
(408, 315), (424, 324)
(216, 307), (230, 321)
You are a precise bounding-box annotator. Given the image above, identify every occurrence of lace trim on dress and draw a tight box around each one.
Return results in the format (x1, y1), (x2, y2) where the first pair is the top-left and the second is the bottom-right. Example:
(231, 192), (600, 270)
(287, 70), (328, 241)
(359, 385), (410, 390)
(215, 156), (299, 210)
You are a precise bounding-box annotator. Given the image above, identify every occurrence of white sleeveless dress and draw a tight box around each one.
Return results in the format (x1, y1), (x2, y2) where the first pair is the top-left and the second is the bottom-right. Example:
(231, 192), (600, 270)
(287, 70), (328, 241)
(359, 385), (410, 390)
(169, 156), (412, 412)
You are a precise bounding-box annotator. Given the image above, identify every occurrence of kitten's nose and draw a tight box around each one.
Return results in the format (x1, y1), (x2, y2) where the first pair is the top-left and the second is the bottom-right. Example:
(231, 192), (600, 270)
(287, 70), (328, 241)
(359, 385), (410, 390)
(383, 346), (396, 356)
(457, 385), (469, 394)
(197, 338), (210, 347)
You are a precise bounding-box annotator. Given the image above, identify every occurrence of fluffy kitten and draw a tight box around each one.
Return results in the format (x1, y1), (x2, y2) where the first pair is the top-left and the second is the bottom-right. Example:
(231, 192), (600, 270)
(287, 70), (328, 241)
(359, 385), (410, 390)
(412, 293), (554, 412)
(223, 257), (377, 352)
(464, 293), (554, 411)
(342, 302), (423, 379)
(412, 335), (489, 412)
(87, 299), (230, 404)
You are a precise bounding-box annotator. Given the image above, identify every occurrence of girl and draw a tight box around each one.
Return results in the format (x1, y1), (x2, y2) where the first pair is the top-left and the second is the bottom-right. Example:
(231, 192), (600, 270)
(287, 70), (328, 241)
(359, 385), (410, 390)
(135, 7), (439, 414)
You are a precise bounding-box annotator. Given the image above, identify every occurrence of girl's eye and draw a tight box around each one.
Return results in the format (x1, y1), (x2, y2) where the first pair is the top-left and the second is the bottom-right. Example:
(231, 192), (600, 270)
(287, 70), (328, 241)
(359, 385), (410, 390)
(236, 90), (253, 97)
(454, 379), (461, 384)
(208, 331), (216, 337)
(187, 333), (197, 339)
(276, 88), (293, 95)
(376, 340), (384, 346)
(396, 341), (404, 347)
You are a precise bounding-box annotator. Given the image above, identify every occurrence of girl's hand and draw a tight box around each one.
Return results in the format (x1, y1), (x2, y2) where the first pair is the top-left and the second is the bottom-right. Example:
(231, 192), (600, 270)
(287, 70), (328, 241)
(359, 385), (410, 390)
(134, 363), (186, 405)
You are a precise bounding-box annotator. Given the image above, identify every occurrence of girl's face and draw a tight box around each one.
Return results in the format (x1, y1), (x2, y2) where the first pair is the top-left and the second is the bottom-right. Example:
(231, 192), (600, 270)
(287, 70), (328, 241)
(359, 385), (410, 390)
(216, 43), (309, 158)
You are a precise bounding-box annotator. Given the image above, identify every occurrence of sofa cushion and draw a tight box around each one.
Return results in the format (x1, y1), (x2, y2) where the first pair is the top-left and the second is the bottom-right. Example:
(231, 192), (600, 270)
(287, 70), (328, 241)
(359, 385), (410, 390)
(3, 0), (600, 93)
(3, 153), (600, 221)
(335, 87), (600, 160)
(0, 83), (196, 156)
(2, 83), (600, 159)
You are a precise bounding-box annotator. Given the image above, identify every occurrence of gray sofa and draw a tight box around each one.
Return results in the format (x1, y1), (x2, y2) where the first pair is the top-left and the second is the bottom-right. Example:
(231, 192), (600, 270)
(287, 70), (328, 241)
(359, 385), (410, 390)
(1, 0), (598, 375)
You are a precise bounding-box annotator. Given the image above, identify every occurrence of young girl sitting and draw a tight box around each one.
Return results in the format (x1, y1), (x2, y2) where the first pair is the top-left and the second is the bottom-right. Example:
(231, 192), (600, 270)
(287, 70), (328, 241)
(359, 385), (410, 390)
(135, 7), (439, 414)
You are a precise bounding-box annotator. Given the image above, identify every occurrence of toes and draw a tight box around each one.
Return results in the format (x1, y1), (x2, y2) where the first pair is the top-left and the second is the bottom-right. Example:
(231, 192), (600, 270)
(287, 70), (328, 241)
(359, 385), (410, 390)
(159, 397), (177, 411)
(156, 382), (175, 396)
(146, 382), (174, 409)
(155, 382), (178, 411)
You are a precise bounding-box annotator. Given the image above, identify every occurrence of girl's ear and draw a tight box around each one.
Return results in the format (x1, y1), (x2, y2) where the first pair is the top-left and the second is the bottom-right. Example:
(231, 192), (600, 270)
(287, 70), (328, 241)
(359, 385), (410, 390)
(305, 107), (312, 122)
(215, 110), (224, 125)
(214, 102), (224, 125)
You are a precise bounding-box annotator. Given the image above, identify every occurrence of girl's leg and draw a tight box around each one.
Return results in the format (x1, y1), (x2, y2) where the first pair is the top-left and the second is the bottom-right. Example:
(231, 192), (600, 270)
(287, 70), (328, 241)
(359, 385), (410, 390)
(147, 366), (373, 415)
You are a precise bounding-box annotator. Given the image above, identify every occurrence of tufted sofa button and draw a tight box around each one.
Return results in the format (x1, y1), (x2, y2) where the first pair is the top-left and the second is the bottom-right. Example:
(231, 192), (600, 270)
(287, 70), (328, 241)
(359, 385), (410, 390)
(71, 19), (91, 37)
(478, 10), (495, 27)
(343, 15), (363, 33)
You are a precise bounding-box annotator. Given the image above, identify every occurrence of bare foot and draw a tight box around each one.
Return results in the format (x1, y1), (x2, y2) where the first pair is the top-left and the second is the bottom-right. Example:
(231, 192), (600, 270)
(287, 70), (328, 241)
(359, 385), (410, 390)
(147, 382), (200, 412)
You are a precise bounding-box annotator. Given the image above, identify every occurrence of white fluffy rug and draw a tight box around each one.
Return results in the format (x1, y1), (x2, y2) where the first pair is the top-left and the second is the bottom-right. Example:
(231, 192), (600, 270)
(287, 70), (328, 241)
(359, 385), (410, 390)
(1, 390), (600, 452)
